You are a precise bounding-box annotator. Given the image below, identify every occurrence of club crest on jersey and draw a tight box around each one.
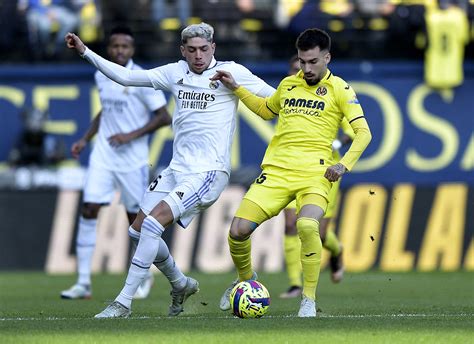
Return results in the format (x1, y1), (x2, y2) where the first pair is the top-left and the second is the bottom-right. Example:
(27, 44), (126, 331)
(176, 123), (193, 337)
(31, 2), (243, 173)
(209, 80), (219, 90)
(316, 86), (327, 96)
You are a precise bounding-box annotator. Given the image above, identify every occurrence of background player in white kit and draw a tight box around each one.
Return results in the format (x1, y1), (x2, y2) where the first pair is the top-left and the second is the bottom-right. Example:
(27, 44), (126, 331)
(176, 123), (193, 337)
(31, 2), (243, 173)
(65, 22), (275, 317)
(60, 27), (171, 301)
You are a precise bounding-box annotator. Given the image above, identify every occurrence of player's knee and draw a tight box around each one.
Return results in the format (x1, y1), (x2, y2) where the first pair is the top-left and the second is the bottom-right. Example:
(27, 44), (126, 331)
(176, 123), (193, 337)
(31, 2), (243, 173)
(149, 201), (174, 227)
(229, 218), (253, 240)
(131, 210), (146, 232)
(296, 217), (319, 240)
(81, 203), (101, 219)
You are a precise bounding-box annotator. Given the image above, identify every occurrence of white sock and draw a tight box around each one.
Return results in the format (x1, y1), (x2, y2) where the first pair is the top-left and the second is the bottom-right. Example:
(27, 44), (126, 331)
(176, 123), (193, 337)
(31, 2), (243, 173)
(154, 239), (186, 290)
(76, 217), (97, 286)
(116, 216), (164, 308)
(128, 226), (140, 248)
(129, 226), (153, 280)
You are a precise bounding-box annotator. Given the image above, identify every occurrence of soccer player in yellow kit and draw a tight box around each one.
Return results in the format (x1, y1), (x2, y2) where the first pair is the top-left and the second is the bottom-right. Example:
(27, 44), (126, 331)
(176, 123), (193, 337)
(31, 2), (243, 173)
(212, 28), (372, 317)
(281, 56), (354, 299)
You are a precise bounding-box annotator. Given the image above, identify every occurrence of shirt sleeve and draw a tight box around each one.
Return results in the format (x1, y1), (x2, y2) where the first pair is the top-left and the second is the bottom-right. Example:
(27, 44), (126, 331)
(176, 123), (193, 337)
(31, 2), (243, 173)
(337, 81), (364, 123)
(340, 117), (355, 140)
(339, 117), (372, 171)
(336, 81), (372, 170)
(265, 83), (282, 115)
(234, 86), (278, 120)
(83, 48), (153, 87)
(145, 64), (175, 92)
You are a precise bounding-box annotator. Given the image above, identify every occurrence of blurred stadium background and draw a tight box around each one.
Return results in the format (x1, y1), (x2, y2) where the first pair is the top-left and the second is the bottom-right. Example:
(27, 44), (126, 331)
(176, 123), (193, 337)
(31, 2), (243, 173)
(0, 0), (472, 278)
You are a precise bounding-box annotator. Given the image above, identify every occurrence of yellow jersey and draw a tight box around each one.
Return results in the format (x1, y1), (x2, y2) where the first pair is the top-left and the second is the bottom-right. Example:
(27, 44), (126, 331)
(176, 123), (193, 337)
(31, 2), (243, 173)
(424, 6), (469, 88)
(262, 69), (364, 172)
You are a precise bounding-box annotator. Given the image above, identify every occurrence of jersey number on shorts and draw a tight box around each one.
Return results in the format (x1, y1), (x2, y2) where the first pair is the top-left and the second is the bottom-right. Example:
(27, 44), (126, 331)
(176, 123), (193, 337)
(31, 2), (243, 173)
(255, 173), (267, 184)
(149, 175), (161, 191)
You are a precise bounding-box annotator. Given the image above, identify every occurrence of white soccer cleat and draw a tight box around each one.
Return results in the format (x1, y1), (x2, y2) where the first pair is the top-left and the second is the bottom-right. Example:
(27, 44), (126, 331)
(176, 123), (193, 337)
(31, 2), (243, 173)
(298, 296), (317, 317)
(168, 277), (199, 316)
(94, 301), (131, 318)
(60, 284), (91, 299)
(219, 271), (258, 311)
(133, 271), (155, 300)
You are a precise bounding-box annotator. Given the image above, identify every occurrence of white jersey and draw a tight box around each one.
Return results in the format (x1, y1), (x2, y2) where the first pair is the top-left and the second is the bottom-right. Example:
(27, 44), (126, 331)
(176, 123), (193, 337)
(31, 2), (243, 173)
(90, 60), (167, 172)
(146, 58), (275, 174)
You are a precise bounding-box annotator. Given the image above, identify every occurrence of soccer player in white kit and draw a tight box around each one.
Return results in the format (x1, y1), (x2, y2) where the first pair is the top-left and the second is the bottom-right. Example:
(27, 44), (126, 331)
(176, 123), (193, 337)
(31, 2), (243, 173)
(60, 27), (171, 301)
(65, 22), (275, 318)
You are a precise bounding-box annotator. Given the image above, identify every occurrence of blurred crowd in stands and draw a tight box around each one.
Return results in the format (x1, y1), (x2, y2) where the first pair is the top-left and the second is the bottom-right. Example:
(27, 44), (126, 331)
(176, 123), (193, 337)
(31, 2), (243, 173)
(0, 0), (473, 62)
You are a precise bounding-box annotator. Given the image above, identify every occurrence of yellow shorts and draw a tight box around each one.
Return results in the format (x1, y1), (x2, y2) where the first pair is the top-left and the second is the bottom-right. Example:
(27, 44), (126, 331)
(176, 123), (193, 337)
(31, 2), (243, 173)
(235, 165), (331, 224)
(286, 177), (340, 218)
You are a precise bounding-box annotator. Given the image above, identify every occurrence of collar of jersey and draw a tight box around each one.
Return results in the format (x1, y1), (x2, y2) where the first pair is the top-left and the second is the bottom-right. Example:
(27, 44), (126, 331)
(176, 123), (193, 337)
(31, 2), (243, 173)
(187, 57), (217, 75)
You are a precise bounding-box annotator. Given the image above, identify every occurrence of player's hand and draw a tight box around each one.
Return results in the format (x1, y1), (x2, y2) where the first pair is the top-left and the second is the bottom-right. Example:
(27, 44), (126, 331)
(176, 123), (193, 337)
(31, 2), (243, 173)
(210, 70), (239, 91)
(71, 138), (87, 159)
(108, 133), (134, 147)
(65, 32), (86, 55)
(324, 163), (347, 182)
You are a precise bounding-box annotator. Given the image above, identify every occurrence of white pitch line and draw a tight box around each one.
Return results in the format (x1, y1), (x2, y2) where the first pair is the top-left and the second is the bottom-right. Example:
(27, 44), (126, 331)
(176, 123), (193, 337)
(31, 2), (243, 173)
(0, 313), (473, 321)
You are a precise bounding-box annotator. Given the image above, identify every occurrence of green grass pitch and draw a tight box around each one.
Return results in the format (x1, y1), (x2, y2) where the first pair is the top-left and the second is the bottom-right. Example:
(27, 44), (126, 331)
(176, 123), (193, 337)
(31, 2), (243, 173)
(0, 271), (473, 343)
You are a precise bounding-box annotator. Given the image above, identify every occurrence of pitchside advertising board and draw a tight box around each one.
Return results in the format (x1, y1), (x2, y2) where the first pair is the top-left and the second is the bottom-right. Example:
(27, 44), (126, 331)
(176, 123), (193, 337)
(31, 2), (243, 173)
(0, 62), (473, 272)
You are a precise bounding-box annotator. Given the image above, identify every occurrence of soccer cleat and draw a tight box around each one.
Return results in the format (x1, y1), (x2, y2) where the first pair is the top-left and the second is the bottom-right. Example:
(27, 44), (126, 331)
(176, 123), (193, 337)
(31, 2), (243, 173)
(219, 272), (258, 311)
(298, 296), (317, 317)
(60, 284), (91, 299)
(279, 285), (302, 299)
(330, 246), (344, 283)
(168, 277), (199, 316)
(94, 301), (131, 318)
(133, 271), (154, 300)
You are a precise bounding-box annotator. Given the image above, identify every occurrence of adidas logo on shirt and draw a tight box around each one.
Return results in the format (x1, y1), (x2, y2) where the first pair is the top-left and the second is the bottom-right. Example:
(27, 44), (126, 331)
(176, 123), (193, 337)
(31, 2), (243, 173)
(175, 191), (184, 199)
(177, 79), (184, 85)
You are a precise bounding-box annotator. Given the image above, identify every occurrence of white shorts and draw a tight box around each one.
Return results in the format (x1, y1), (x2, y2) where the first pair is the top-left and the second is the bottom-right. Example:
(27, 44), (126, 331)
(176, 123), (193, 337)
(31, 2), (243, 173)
(140, 167), (229, 228)
(83, 163), (149, 213)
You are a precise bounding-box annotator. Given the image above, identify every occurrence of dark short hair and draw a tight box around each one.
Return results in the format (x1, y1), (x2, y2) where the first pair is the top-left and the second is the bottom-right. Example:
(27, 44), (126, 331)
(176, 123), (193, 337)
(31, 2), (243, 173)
(296, 29), (331, 52)
(109, 26), (134, 39)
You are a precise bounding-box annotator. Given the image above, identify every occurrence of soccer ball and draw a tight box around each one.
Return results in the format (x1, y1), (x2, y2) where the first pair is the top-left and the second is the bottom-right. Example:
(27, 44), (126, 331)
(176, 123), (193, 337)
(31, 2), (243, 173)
(230, 280), (270, 318)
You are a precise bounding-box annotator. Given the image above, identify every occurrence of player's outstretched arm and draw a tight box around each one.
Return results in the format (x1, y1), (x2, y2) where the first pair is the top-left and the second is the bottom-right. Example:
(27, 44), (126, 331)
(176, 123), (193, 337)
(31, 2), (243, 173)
(211, 70), (276, 120)
(338, 117), (372, 172)
(210, 70), (240, 90)
(64, 33), (152, 88)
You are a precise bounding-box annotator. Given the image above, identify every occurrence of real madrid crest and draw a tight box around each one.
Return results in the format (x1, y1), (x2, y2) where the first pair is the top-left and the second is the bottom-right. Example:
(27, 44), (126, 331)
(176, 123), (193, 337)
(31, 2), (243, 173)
(209, 80), (219, 90)
(316, 86), (327, 96)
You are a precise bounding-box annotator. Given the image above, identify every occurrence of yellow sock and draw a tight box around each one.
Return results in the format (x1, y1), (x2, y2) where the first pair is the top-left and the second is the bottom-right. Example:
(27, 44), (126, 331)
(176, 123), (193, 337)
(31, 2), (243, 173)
(323, 230), (342, 257)
(228, 234), (253, 281)
(283, 235), (302, 287)
(296, 217), (322, 300)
